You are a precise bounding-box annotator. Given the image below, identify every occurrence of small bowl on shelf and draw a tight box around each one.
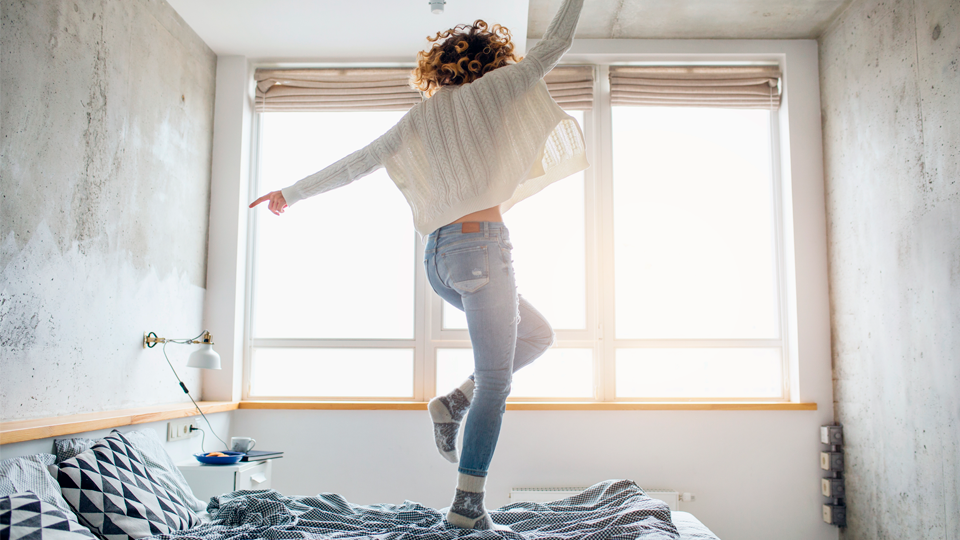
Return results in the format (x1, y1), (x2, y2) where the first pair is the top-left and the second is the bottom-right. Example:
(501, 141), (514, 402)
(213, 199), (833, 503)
(193, 451), (244, 465)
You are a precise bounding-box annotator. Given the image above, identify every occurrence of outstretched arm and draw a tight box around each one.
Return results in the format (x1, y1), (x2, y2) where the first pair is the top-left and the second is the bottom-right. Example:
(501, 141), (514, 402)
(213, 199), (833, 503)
(522, 0), (585, 79)
(250, 123), (400, 214)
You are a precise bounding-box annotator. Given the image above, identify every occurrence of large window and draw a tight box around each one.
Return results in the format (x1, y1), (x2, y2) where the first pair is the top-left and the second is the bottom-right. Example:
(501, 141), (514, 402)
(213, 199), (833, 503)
(246, 66), (787, 402)
(609, 106), (784, 399)
(251, 110), (416, 398)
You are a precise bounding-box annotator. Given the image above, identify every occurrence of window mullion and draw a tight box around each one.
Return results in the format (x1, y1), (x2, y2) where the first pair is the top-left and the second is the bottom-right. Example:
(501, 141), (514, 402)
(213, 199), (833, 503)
(768, 108), (793, 401)
(252, 339), (417, 348)
(242, 112), (264, 401)
(580, 72), (602, 403)
(596, 64), (617, 402)
(613, 339), (784, 348)
(413, 231), (430, 401)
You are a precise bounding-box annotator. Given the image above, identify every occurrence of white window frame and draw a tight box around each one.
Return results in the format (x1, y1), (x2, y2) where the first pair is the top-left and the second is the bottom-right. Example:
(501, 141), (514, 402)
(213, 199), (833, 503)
(201, 41), (830, 408)
(600, 67), (791, 402)
(242, 103), (599, 403)
(242, 64), (789, 403)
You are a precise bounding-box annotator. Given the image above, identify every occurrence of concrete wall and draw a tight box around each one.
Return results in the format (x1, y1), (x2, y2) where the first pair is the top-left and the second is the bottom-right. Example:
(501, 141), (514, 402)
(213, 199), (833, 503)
(0, 0), (217, 421)
(819, 0), (960, 537)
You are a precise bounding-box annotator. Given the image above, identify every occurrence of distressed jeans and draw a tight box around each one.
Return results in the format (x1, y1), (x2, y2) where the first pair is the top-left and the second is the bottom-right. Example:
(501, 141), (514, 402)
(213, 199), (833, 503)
(424, 222), (555, 477)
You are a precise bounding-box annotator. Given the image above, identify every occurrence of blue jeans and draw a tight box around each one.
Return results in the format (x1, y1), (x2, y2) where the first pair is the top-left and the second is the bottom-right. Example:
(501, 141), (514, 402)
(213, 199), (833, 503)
(424, 222), (554, 477)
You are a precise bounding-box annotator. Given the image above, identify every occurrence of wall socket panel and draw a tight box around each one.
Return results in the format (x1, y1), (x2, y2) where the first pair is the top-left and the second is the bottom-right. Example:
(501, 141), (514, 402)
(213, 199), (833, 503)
(167, 419), (199, 441)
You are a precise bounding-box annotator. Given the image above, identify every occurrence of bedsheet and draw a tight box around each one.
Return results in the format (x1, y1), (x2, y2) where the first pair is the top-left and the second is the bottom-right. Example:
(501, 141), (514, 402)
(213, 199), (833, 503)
(148, 479), (679, 540)
(671, 512), (719, 540)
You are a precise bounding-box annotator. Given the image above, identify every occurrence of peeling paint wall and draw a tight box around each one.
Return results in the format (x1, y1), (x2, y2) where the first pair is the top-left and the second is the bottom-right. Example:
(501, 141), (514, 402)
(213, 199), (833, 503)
(1, 0), (216, 421)
(819, 0), (959, 537)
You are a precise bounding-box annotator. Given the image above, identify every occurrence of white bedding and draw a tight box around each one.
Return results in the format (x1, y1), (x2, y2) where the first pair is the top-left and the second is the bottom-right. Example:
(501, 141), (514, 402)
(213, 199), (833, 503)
(672, 511), (721, 540)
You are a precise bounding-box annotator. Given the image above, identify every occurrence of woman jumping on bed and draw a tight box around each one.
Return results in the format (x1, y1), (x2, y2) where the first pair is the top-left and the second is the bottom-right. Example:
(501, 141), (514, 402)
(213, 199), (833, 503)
(250, 0), (585, 529)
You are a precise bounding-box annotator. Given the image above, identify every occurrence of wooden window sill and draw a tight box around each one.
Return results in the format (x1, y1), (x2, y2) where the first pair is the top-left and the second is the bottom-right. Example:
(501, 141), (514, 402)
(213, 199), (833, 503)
(238, 401), (817, 411)
(0, 400), (817, 444)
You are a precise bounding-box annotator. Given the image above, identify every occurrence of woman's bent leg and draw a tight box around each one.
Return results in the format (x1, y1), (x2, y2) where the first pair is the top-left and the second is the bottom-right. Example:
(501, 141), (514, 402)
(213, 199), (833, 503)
(427, 294), (553, 464)
(512, 296), (555, 373)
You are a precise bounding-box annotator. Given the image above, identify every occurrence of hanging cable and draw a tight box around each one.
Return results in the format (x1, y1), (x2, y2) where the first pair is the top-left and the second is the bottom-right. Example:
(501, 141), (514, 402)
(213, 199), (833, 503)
(192, 427), (207, 453)
(162, 339), (229, 451)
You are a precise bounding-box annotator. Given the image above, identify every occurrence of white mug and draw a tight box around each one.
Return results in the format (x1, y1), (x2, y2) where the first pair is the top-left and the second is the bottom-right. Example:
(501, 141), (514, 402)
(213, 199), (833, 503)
(230, 436), (256, 453)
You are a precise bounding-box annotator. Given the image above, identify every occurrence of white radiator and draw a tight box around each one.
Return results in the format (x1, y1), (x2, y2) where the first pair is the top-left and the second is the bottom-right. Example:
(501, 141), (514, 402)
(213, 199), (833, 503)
(509, 487), (680, 511)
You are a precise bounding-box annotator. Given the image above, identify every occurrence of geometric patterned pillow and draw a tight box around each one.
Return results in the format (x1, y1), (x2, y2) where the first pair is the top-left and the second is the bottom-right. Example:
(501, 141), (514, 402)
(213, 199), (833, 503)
(0, 493), (98, 540)
(52, 433), (205, 514)
(119, 431), (206, 513)
(55, 431), (200, 540)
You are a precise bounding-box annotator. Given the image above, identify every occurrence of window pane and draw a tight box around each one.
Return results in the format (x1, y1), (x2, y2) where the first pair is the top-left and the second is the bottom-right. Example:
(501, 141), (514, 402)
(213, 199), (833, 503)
(255, 112), (415, 339)
(250, 348), (413, 397)
(612, 107), (779, 339)
(616, 348), (782, 398)
(436, 348), (593, 398)
(443, 111), (587, 330)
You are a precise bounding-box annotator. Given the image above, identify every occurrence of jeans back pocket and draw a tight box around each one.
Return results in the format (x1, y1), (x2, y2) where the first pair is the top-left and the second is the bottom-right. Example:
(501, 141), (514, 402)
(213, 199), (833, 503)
(441, 245), (490, 294)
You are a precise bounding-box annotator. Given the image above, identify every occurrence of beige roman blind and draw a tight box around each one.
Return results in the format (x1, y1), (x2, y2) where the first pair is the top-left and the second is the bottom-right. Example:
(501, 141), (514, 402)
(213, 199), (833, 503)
(255, 65), (595, 112)
(609, 65), (781, 110)
(544, 65), (595, 110)
(255, 68), (421, 112)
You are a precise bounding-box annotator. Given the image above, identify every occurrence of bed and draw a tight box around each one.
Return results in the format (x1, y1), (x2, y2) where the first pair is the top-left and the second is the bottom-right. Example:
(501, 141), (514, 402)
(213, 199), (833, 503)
(151, 480), (713, 540)
(0, 429), (720, 540)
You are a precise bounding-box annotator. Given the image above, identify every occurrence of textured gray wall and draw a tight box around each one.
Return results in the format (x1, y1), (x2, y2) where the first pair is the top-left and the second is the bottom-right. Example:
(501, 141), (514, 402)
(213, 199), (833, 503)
(1, 0), (216, 421)
(528, 0), (854, 39)
(819, 0), (959, 537)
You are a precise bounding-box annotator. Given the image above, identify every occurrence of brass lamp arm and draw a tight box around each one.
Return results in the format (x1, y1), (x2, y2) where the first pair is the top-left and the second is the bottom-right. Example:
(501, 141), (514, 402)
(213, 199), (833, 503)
(143, 330), (214, 348)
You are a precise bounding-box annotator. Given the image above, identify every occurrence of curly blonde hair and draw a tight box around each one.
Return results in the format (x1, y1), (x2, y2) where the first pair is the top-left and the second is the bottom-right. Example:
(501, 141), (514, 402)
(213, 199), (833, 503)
(411, 20), (522, 98)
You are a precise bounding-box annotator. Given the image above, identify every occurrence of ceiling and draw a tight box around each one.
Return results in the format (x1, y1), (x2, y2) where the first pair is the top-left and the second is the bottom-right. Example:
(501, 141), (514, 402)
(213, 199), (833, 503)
(167, 0), (853, 61)
(528, 0), (852, 39)
(165, 0), (529, 62)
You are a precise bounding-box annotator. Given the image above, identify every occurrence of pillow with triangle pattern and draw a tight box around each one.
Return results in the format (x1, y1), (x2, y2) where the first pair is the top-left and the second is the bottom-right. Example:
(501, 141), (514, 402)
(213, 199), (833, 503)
(0, 492), (98, 540)
(54, 431), (200, 540)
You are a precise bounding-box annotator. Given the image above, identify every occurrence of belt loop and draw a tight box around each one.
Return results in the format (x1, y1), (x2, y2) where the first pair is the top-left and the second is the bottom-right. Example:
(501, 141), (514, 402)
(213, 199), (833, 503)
(484, 222), (489, 239)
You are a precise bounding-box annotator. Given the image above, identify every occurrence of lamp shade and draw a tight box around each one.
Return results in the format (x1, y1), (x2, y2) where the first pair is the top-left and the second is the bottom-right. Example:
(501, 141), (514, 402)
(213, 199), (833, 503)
(187, 344), (221, 370)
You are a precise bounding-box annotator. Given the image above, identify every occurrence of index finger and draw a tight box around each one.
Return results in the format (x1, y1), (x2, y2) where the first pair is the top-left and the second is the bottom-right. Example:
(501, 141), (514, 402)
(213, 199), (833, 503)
(249, 194), (271, 208)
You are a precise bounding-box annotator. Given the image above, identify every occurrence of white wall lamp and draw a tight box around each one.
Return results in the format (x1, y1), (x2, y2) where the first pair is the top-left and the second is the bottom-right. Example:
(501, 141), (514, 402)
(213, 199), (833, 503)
(143, 330), (221, 370)
(143, 330), (228, 449)
(429, 0), (445, 14)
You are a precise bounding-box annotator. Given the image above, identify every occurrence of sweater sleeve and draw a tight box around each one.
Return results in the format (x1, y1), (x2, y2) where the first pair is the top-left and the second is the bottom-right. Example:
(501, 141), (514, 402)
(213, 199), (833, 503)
(280, 123), (399, 207)
(521, 0), (584, 80)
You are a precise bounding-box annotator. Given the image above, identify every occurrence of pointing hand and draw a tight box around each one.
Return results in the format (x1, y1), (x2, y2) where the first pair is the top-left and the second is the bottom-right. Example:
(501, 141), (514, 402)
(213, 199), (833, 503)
(249, 191), (287, 215)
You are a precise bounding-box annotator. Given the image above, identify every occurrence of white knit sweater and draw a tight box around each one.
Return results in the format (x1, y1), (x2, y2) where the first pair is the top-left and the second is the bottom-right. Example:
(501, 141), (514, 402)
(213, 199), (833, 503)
(280, 0), (587, 236)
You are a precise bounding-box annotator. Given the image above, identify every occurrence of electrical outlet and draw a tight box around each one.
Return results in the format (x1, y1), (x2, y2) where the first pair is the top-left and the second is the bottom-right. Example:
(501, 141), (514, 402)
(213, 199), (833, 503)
(167, 419), (198, 441)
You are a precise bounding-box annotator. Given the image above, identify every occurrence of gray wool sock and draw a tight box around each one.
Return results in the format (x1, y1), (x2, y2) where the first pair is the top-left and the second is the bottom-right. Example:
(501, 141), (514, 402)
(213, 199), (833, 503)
(428, 378), (475, 463)
(447, 474), (496, 529)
